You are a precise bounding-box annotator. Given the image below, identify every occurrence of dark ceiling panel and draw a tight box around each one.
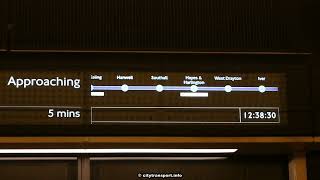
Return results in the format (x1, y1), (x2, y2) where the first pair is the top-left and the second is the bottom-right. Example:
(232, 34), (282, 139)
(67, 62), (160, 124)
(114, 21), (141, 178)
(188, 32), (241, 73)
(10, 0), (308, 52)
(0, 0), (8, 50)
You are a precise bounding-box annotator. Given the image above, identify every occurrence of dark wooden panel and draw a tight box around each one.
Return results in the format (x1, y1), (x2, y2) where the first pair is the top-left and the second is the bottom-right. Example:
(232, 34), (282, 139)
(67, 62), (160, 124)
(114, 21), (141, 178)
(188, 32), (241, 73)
(246, 160), (288, 180)
(307, 152), (320, 180)
(91, 158), (288, 180)
(311, 0), (320, 135)
(0, 0), (8, 50)
(310, 0), (320, 135)
(313, 53), (320, 135)
(10, 0), (307, 51)
(92, 160), (245, 180)
(0, 160), (77, 180)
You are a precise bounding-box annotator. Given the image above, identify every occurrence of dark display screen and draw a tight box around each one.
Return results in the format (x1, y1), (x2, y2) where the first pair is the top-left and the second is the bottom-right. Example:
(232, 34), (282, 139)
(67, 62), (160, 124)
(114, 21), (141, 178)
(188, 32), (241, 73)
(0, 71), (287, 125)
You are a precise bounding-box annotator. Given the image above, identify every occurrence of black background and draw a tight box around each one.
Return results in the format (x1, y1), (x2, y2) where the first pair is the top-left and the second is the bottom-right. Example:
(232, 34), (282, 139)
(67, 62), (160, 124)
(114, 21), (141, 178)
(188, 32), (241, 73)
(0, 0), (319, 178)
(0, 53), (313, 136)
(0, 0), (318, 136)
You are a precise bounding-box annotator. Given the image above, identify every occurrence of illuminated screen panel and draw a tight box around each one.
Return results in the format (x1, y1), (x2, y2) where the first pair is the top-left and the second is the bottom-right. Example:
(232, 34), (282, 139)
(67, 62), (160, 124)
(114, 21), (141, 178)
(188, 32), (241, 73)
(0, 71), (287, 125)
(0, 71), (83, 125)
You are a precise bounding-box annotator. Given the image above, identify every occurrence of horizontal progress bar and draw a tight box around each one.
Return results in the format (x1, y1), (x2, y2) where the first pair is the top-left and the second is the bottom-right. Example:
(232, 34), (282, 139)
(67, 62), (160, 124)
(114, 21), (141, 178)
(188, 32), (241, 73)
(91, 85), (278, 92)
(91, 107), (280, 124)
(180, 92), (208, 97)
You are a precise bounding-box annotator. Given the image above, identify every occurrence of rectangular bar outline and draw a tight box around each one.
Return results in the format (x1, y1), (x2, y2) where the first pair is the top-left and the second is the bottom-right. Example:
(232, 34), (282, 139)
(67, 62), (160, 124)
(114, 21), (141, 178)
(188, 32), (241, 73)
(239, 107), (280, 124)
(180, 92), (209, 97)
(91, 107), (280, 124)
(90, 92), (105, 97)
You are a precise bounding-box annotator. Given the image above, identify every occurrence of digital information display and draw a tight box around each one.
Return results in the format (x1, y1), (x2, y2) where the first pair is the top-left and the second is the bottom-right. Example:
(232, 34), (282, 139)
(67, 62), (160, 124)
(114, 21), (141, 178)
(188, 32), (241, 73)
(0, 71), (287, 125)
